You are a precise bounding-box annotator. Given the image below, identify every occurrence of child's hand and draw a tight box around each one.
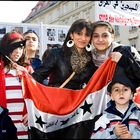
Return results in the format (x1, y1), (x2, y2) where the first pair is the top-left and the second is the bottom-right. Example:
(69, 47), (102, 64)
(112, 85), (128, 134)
(114, 122), (128, 137)
(119, 131), (132, 139)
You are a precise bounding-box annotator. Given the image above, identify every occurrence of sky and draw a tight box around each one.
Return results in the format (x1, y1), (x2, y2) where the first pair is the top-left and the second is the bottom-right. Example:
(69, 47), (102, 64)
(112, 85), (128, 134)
(0, 1), (38, 23)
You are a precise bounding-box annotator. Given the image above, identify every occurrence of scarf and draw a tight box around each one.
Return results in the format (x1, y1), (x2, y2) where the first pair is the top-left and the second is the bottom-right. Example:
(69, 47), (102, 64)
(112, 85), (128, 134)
(70, 47), (91, 74)
(91, 44), (114, 67)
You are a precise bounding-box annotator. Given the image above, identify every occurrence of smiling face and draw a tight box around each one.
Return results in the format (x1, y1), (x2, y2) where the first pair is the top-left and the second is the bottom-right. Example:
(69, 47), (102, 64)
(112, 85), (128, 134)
(111, 83), (132, 109)
(92, 25), (114, 54)
(70, 27), (91, 51)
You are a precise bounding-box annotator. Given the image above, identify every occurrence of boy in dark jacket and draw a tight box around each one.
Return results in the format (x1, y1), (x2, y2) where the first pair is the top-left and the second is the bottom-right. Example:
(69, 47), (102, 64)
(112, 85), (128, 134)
(0, 106), (18, 140)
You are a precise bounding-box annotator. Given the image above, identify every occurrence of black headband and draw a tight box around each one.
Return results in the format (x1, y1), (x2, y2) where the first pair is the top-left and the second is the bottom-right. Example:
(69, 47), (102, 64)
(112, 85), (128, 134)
(0, 40), (26, 56)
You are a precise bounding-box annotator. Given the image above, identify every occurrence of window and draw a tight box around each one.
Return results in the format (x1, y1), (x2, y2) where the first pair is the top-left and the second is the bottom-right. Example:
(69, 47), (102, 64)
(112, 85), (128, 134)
(75, 1), (79, 8)
(129, 37), (137, 48)
(129, 26), (137, 31)
(114, 25), (120, 35)
(63, 2), (70, 14)
(83, 10), (90, 20)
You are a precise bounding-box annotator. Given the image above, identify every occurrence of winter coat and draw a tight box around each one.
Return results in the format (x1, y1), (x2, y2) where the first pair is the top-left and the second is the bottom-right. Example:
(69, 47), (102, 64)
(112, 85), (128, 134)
(90, 100), (140, 139)
(92, 42), (140, 88)
(112, 43), (140, 88)
(0, 106), (18, 140)
(32, 47), (96, 90)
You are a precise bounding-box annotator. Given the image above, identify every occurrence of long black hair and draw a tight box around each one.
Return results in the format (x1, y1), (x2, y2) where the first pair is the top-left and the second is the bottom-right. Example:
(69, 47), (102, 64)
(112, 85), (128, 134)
(62, 19), (93, 49)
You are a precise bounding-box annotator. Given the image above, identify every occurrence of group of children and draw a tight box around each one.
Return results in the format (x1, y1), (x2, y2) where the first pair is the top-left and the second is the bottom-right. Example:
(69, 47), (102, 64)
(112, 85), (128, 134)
(0, 20), (140, 139)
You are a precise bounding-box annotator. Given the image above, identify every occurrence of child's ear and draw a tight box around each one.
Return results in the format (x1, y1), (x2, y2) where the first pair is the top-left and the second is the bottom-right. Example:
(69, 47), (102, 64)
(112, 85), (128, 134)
(110, 94), (114, 101)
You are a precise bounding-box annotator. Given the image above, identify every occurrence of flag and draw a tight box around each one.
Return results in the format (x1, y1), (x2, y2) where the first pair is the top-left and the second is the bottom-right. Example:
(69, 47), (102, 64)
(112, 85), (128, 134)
(21, 57), (116, 139)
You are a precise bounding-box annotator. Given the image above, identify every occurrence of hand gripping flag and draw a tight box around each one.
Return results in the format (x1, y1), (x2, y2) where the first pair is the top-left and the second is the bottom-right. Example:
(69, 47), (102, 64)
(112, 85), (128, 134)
(21, 57), (116, 139)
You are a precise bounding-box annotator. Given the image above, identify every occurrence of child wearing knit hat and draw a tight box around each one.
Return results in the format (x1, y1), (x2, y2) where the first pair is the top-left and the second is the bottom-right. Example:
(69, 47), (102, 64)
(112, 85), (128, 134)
(90, 67), (140, 139)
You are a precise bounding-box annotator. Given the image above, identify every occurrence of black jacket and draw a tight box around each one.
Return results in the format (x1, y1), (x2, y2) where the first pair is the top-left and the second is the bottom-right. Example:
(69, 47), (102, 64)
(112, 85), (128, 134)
(0, 107), (18, 140)
(32, 47), (97, 89)
(113, 45), (140, 88)
(93, 44), (140, 88)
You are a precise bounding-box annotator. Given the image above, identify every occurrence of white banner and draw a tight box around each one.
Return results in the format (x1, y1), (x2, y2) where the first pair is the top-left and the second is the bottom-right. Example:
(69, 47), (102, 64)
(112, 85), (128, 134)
(95, 1), (140, 26)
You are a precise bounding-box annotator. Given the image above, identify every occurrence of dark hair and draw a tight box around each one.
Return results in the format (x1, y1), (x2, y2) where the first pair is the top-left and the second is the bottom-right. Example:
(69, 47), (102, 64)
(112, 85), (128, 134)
(23, 29), (39, 41)
(92, 20), (115, 34)
(63, 19), (93, 48)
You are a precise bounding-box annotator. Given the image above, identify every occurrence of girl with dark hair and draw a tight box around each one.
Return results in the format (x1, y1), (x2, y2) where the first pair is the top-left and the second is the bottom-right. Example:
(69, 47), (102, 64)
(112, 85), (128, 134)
(91, 20), (140, 89)
(31, 19), (97, 89)
(0, 31), (29, 139)
(23, 30), (41, 70)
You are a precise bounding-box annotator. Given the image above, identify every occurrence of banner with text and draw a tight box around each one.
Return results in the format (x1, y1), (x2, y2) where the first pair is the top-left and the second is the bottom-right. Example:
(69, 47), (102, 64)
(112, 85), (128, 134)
(95, 1), (140, 26)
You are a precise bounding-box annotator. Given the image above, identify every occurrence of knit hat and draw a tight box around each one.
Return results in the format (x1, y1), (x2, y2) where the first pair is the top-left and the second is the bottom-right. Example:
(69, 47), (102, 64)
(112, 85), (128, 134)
(107, 67), (136, 93)
(0, 31), (26, 56)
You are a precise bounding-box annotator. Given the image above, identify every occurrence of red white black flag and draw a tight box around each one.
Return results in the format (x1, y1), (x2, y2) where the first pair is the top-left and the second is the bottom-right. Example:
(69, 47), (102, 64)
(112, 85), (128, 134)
(21, 58), (116, 139)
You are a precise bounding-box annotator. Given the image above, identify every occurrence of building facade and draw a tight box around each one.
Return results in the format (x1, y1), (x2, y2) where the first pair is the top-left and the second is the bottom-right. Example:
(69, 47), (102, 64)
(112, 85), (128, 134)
(23, 1), (140, 51)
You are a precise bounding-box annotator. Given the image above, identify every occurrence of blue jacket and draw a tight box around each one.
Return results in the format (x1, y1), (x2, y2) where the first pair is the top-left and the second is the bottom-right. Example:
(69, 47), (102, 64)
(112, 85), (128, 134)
(90, 100), (140, 139)
(0, 106), (18, 140)
(30, 57), (41, 70)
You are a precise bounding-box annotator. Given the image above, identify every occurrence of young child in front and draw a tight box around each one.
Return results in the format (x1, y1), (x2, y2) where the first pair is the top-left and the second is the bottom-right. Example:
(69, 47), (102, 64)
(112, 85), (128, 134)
(90, 69), (140, 139)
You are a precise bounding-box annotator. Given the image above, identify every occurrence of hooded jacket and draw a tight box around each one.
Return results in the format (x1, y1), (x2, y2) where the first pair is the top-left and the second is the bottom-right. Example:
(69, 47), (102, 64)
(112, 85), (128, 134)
(0, 106), (18, 140)
(90, 100), (140, 139)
